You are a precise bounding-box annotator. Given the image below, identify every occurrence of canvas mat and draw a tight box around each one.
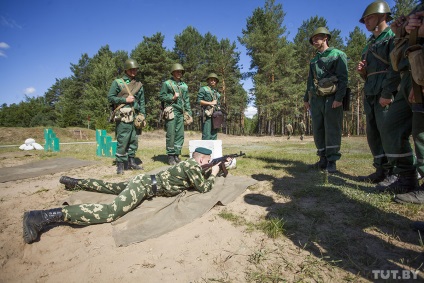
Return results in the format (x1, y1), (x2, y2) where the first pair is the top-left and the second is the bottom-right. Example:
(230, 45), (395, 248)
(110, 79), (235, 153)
(62, 167), (257, 247)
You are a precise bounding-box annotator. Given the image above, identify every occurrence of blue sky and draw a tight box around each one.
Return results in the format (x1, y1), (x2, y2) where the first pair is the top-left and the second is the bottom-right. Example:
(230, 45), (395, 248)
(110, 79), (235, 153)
(1, 0), (395, 117)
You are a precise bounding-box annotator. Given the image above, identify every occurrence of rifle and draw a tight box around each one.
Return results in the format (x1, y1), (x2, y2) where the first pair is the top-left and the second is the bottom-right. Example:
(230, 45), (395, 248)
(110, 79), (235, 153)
(201, 151), (246, 177)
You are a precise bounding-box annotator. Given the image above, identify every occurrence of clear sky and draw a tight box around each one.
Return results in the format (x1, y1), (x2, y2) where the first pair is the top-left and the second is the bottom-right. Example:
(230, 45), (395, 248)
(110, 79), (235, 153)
(1, 0), (395, 117)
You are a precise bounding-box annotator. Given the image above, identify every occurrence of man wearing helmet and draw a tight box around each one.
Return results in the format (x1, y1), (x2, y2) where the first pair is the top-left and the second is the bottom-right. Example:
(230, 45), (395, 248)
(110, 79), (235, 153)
(108, 58), (146, 175)
(160, 63), (193, 165)
(304, 27), (348, 173)
(357, 1), (417, 194)
(197, 73), (222, 140)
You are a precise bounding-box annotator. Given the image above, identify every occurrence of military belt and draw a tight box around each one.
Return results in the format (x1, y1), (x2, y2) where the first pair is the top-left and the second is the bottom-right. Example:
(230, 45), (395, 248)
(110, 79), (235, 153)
(150, 175), (158, 195)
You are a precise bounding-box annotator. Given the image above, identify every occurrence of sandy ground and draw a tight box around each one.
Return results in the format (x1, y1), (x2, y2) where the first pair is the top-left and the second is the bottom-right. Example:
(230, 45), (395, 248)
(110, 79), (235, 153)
(0, 133), (422, 282)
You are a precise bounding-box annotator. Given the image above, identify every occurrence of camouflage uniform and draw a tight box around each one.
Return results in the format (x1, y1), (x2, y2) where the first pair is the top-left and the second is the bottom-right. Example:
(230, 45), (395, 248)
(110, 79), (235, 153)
(197, 85), (221, 140)
(63, 158), (215, 225)
(299, 121), (306, 140)
(285, 123), (293, 140)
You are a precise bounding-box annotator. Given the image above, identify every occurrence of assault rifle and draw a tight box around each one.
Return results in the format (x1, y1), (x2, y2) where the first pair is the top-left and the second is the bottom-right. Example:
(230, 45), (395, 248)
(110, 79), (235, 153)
(201, 151), (246, 177)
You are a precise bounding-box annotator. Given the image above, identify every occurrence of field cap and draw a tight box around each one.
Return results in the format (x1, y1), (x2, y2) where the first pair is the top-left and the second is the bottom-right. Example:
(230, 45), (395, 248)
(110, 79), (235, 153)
(195, 147), (212, 155)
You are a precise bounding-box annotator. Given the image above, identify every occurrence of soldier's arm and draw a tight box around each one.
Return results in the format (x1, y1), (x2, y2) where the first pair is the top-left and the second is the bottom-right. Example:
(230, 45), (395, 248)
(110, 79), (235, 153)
(183, 86), (193, 116)
(159, 81), (174, 104)
(334, 52), (348, 102)
(186, 166), (216, 193)
(381, 38), (401, 100)
(137, 86), (146, 115)
(107, 80), (126, 105)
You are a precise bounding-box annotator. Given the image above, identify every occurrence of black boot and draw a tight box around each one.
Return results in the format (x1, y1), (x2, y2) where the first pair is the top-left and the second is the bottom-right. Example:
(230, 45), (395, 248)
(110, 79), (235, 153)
(327, 161), (337, 173)
(358, 168), (387, 183)
(59, 176), (82, 191)
(23, 208), (63, 244)
(174, 155), (181, 163)
(128, 157), (143, 170)
(168, 155), (176, 165)
(310, 156), (327, 170)
(376, 171), (418, 194)
(117, 162), (125, 175)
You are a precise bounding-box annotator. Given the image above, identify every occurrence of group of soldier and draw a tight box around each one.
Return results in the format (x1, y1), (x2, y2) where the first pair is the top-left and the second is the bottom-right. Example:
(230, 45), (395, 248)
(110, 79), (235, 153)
(108, 60), (223, 173)
(305, 0), (424, 226)
(285, 120), (306, 140)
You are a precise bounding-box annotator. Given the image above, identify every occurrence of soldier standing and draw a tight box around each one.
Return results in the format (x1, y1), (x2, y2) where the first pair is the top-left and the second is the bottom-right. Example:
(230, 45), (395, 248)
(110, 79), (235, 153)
(159, 63), (192, 165)
(304, 27), (348, 173)
(22, 147), (224, 244)
(197, 73), (222, 140)
(299, 120), (306, 140)
(108, 58), (145, 175)
(356, 1), (400, 185)
(285, 123), (293, 140)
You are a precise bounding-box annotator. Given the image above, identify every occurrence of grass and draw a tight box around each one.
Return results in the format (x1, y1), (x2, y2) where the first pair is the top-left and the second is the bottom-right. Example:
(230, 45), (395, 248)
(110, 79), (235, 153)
(2, 127), (424, 282)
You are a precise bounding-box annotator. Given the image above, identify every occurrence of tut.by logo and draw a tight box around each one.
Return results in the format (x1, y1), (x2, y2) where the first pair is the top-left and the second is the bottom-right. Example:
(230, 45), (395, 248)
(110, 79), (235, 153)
(372, 270), (420, 280)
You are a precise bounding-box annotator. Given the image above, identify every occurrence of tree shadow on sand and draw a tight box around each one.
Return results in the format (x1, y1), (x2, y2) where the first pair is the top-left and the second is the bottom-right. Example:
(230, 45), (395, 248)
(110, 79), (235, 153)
(245, 156), (424, 281)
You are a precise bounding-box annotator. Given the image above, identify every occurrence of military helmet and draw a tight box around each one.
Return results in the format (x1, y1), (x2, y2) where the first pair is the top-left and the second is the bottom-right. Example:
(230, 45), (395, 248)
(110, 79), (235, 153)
(124, 58), (139, 70)
(309, 27), (331, 45)
(206, 72), (219, 83)
(170, 63), (185, 75)
(359, 1), (393, 23)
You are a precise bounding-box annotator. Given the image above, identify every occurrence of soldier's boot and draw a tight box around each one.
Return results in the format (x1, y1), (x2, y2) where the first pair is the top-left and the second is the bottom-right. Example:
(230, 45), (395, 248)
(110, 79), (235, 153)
(174, 155), (181, 163)
(327, 161), (337, 173)
(116, 162), (125, 175)
(59, 176), (82, 191)
(358, 168), (387, 183)
(128, 157), (143, 170)
(394, 185), (424, 204)
(310, 156), (327, 170)
(23, 208), (63, 244)
(300, 135), (304, 140)
(410, 221), (424, 232)
(376, 171), (418, 194)
(168, 155), (176, 165)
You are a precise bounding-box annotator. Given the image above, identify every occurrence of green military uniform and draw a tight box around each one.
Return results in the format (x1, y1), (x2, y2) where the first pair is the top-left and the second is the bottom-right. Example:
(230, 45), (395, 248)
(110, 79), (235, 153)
(299, 121), (306, 140)
(108, 74), (145, 165)
(197, 85), (221, 140)
(304, 47), (348, 165)
(285, 123), (293, 140)
(361, 27), (401, 177)
(62, 158), (215, 225)
(159, 78), (192, 156)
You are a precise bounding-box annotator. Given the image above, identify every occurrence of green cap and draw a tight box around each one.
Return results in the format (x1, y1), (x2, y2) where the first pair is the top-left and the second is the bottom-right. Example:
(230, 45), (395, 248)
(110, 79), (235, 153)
(195, 147), (212, 155)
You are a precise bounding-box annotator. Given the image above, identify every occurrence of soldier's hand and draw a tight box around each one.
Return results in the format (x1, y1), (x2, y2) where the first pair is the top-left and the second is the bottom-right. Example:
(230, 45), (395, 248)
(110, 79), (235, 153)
(405, 12), (424, 36)
(356, 60), (367, 76)
(332, 101), (343, 108)
(211, 163), (220, 176)
(126, 96), (135, 103)
(210, 100), (217, 106)
(379, 97), (392, 107)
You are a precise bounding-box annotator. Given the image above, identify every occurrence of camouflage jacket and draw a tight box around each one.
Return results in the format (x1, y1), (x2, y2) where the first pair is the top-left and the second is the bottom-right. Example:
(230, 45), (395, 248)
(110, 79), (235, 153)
(156, 158), (216, 196)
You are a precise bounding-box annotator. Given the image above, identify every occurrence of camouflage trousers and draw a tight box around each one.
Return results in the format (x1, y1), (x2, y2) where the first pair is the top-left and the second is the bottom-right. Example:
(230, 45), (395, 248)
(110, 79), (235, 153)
(62, 175), (154, 225)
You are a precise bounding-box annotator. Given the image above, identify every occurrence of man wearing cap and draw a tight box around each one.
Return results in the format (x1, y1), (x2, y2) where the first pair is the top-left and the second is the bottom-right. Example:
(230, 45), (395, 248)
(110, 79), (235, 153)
(197, 73), (222, 140)
(22, 147), (223, 244)
(356, 1), (417, 194)
(304, 27), (348, 173)
(108, 58), (146, 174)
(160, 63), (192, 165)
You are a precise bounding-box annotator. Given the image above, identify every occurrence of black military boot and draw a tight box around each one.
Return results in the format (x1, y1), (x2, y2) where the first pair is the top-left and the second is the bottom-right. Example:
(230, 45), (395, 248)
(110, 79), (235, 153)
(59, 176), (82, 191)
(23, 208), (63, 244)
(128, 157), (143, 170)
(358, 168), (387, 183)
(376, 171), (418, 194)
(117, 162), (125, 175)
(168, 155), (176, 165)
(174, 155), (181, 163)
(327, 161), (337, 173)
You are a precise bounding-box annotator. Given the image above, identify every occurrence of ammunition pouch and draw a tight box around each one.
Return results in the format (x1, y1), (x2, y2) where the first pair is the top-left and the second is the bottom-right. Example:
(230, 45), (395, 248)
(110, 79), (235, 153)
(184, 111), (193, 126)
(162, 106), (174, 121)
(118, 107), (134, 123)
(315, 76), (338, 96)
(390, 38), (409, 72)
(212, 110), (224, 129)
(406, 44), (424, 86)
(204, 105), (214, 118)
(134, 113), (146, 129)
